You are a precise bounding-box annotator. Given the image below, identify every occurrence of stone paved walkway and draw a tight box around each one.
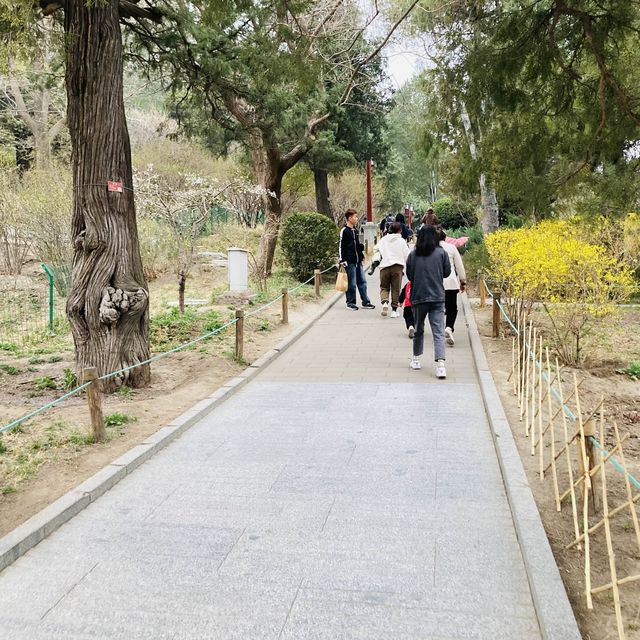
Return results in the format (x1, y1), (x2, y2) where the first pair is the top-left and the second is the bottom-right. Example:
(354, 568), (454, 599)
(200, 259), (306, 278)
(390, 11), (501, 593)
(0, 279), (542, 639)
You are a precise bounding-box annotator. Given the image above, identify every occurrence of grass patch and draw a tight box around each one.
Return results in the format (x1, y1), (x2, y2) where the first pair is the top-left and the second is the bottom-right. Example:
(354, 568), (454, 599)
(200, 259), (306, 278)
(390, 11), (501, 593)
(0, 364), (21, 375)
(104, 412), (136, 427)
(33, 376), (57, 390)
(150, 307), (224, 351)
(62, 368), (78, 390)
(0, 342), (19, 354)
(48, 354), (63, 363)
(115, 385), (134, 398)
(617, 362), (640, 380)
(0, 486), (16, 495)
(28, 356), (46, 365)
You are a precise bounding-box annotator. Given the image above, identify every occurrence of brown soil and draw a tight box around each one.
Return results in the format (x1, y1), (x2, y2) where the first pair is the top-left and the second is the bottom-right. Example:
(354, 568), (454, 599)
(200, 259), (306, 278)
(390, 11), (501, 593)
(0, 267), (336, 537)
(473, 301), (640, 640)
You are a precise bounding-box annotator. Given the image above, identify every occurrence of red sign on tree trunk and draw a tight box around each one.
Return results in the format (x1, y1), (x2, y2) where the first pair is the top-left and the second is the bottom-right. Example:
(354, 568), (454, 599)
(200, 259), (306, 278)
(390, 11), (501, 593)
(107, 180), (123, 193)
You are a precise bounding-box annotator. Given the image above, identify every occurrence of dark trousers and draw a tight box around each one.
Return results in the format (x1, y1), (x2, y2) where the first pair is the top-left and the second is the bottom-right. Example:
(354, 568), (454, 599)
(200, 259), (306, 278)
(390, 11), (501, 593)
(445, 289), (459, 331)
(345, 263), (370, 307)
(403, 306), (414, 329)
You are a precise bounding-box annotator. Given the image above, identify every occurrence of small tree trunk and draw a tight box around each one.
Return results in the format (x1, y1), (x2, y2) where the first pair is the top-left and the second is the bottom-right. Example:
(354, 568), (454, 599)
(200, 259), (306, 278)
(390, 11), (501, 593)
(64, 0), (150, 391)
(178, 270), (186, 314)
(314, 168), (332, 218)
(479, 174), (500, 234)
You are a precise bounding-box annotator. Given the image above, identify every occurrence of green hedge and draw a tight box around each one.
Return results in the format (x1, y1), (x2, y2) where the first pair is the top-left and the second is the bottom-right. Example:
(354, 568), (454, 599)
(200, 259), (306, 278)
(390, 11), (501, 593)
(281, 212), (339, 282)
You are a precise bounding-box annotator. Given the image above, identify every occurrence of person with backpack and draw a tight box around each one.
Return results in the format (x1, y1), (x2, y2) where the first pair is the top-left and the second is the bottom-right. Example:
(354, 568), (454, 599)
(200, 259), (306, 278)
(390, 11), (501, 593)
(372, 221), (410, 317)
(395, 213), (413, 242)
(405, 225), (451, 379)
(379, 213), (396, 237)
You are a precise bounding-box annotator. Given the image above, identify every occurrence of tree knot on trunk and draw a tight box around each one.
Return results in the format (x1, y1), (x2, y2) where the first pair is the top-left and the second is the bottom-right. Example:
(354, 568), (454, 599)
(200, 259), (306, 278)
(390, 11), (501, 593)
(99, 286), (147, 325)
(73, 228), (103, 252)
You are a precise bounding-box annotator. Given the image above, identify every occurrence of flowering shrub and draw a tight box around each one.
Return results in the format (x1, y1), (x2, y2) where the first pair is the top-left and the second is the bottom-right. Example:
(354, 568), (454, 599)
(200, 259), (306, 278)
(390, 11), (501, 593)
(486, 220), (636, 364)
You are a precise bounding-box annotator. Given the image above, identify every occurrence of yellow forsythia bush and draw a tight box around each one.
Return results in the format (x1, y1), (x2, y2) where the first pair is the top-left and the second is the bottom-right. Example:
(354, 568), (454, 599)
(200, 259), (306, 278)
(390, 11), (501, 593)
(486, 219), (636, 364)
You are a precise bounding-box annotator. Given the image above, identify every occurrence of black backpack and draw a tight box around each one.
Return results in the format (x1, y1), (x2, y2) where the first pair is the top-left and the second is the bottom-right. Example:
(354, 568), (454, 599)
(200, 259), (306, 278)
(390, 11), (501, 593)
(383, 214), (395, 235)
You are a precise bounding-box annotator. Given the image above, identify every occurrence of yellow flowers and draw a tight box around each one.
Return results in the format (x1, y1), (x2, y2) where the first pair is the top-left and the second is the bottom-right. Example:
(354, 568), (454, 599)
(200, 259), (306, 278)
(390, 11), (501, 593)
(486, 220), (635, 308)
(486, 219), (637, 364)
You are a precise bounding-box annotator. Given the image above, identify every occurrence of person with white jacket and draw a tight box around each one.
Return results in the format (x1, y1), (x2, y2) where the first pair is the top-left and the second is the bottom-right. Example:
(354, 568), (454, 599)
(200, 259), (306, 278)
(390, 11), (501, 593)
(439, 228), (466, 345)
(373, 222), (410, 317)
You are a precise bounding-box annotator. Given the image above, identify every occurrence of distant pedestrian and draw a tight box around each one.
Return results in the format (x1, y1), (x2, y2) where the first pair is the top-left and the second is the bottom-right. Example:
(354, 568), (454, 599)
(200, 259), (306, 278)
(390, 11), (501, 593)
(398, 281), (415, 339)
(339, 209), (375, 311)
(420, 209), (438, 228)
(373, 221), (410, 317)
(405, 225), (451, 379)
(395, 213), (413, 242)
(439, 227), (467, 346)
(379, 213), (396, 236)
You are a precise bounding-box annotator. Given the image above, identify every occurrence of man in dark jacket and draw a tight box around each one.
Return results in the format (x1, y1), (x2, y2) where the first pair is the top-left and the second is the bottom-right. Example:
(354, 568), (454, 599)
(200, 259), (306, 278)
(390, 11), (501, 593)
(339, 209), (375, 311)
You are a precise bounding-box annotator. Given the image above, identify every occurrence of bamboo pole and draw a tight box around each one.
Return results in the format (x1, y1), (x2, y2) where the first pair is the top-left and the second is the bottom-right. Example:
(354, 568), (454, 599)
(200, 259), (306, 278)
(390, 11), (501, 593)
(530, 328), (538, 451)
(538, 335), (544, 476)
(546, 348), (560, 510)
(516, 308), (522, 402)
(612, 421), (640, 555)
(574, 373), (593, 609)
(521, 322), (533, 427)
(597, 406), (626, 639)
(557, 360), (581, 547)
(591, 573), (640, 595)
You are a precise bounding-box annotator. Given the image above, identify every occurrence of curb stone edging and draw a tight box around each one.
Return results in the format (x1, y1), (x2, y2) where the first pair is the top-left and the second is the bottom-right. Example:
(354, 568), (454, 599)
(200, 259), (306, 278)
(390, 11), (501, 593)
(0, 290), (343, 574)
(462, 294), (582, 640)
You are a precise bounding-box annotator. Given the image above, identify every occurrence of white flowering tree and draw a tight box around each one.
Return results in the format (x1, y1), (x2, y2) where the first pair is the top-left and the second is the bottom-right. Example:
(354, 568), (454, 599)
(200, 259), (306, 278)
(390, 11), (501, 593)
(134, 166), (231, 313)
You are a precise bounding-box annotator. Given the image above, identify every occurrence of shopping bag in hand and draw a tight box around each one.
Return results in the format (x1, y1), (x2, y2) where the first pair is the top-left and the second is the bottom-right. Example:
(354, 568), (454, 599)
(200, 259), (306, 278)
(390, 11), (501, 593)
(335, 265), (348, 292)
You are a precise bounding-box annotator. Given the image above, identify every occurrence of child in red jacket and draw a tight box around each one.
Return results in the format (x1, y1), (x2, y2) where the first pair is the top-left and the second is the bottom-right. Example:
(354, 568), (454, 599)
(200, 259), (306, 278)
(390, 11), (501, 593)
(398, 281), (415, 339)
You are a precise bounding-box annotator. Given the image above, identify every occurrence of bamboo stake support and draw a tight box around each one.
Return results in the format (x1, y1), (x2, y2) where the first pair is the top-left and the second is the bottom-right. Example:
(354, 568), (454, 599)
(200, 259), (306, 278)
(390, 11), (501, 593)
(598, 407), (626, 639)
(83, 367), (105, 443)
(492, 293), (501, 338)
(314, 269), (321, 297)
(612, 421), (640, 555)
(537, 335), (544, 473)
(574, 373), (593, 609)
(529, 328), (538, 448)
(546, 348), (560, 510)
(516, 309), (521, 401)
(521, 322), (532, 427)
(235, 308), (244, 360)
(281, 289), (289, 324)
(478, 271), (486, 308)
(557, 359), (581, 547)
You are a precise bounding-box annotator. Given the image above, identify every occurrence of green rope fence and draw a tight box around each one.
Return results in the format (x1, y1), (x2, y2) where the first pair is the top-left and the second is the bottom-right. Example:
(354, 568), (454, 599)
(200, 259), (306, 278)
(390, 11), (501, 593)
(0, 264), (337, 435)
(483, 278), (640, 492)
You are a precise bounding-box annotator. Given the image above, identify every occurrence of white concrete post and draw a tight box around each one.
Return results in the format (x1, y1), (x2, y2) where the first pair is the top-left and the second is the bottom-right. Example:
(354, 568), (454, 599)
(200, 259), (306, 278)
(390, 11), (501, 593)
(228, 248), (248, 292)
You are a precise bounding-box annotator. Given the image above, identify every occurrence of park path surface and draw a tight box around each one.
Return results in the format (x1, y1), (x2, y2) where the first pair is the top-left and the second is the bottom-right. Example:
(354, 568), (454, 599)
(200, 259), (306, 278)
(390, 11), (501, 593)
(0, 280), (543, 639)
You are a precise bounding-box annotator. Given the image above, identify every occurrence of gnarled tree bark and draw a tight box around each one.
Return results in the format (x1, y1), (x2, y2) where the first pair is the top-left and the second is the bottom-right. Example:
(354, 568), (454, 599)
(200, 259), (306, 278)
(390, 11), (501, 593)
(64, 0), (150, 390)
(313, 168), (333, 219)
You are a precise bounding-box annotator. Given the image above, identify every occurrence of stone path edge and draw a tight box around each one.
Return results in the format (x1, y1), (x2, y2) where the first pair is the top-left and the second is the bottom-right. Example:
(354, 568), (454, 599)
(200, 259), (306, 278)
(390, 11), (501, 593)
(462, 294), (582, 640)
(0, 290), (343, 574)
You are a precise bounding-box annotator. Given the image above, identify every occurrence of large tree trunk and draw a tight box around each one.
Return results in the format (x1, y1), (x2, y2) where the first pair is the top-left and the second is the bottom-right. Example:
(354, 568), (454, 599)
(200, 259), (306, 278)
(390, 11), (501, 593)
(460, 100), (499, 234)
(256, 176), (283, 279)
(64, 0), (150, 390)
(313, 168), (332, 218)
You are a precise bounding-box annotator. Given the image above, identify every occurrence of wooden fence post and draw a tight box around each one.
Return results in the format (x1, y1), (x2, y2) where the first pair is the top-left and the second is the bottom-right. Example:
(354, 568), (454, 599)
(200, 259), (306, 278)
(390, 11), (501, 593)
(492, 293), (501, 338)
(282, 289), (289, 324)
(235, 308), (244, 360)
(478, 271), (486, 308)
(314, 269), (321, 297)
(83, 367), (105, 443)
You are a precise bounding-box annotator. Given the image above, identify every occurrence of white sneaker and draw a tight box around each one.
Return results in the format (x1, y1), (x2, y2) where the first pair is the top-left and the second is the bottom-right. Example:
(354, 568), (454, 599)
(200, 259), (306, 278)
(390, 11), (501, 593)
(436, 360), (447, 379)
(390, 309), (399, 318)
(445, 327), (455, 346)
(410, 358), (421, 370)
(408, 326), (415, 339)
(381, 302), (389, 317)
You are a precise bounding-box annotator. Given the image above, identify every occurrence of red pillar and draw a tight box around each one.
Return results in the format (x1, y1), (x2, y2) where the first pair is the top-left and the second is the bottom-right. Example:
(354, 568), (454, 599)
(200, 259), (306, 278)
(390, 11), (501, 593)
(365, 159), (373, 223)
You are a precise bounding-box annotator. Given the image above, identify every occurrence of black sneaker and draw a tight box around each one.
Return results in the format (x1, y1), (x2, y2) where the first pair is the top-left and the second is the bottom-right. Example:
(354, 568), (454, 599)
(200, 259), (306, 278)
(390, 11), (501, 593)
(361, 302), (375, 309)
(346, 304), (359, 310)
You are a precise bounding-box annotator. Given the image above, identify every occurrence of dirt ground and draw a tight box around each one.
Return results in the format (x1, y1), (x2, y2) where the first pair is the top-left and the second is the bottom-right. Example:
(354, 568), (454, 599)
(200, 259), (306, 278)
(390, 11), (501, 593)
(473, 299), (640, 640)
(0, 263), (336, 537)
